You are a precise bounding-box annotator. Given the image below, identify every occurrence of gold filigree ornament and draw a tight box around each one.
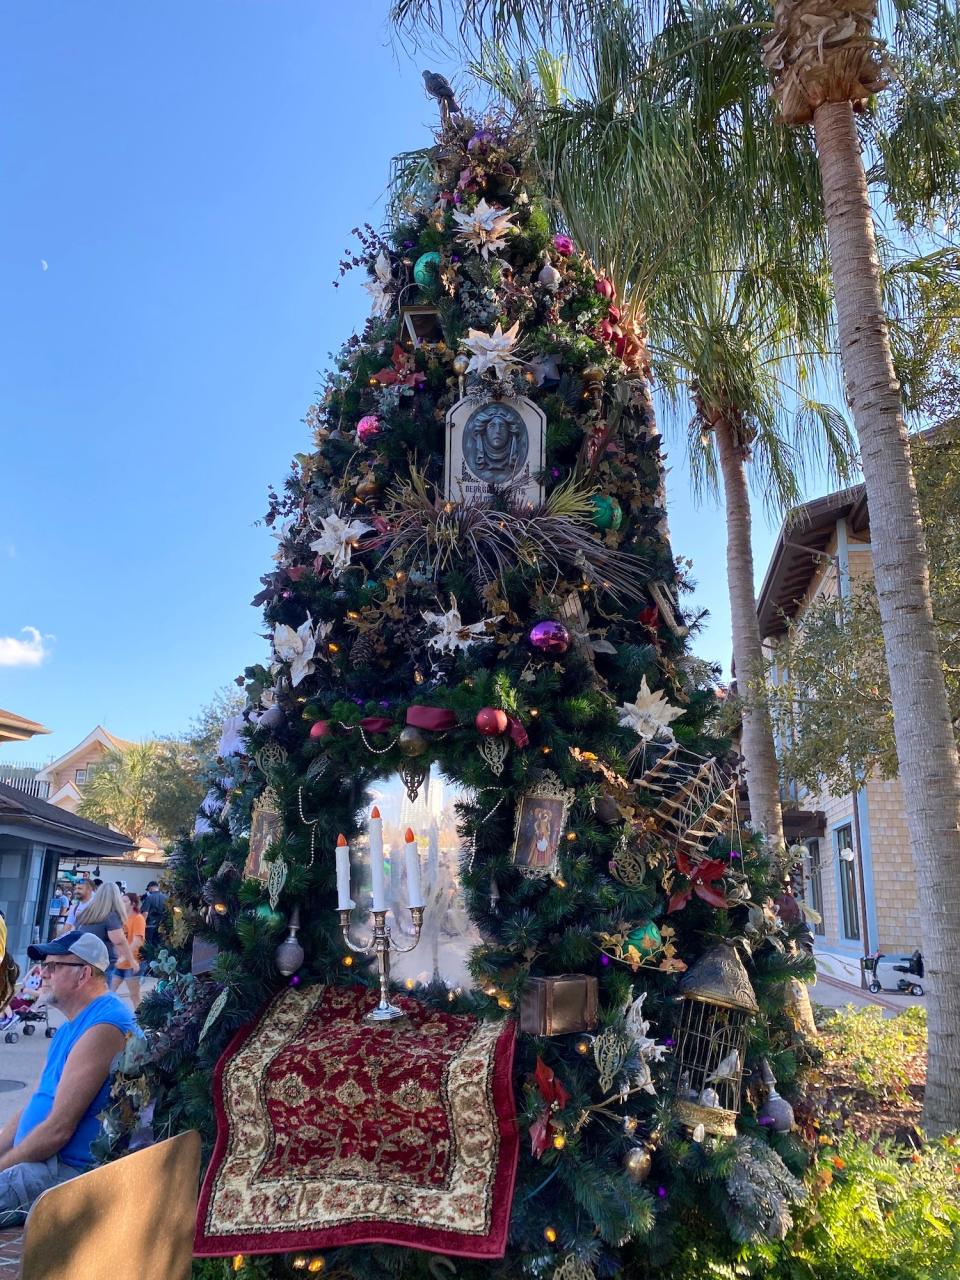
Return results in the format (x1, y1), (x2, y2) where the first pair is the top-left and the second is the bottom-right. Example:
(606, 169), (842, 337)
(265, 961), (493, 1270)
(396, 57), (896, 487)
(553, 1255), (596, 1280)
(478, 735), (509, 776)
(268, 851), (289, 911)
(610, 836), (648, 888)
(254, 742), (288, 777)
(593, 1027), (630, 1093)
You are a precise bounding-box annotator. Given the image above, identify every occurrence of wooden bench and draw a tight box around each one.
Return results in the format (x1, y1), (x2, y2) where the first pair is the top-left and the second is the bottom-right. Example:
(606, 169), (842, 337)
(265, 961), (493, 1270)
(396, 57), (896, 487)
(12, 1132), (200, 1279)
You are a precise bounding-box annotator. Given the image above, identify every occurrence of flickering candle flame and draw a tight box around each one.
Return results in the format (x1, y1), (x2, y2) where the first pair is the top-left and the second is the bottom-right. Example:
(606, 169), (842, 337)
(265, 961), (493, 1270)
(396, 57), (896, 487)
(369, 806), (386, 911)
(335, 833), (354, 911)
(404, 826), (424, 908)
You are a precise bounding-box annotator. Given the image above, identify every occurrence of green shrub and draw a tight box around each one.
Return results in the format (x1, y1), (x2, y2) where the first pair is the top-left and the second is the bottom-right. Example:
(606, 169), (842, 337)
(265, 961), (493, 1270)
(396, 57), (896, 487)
(816, 1005), (927, 1104)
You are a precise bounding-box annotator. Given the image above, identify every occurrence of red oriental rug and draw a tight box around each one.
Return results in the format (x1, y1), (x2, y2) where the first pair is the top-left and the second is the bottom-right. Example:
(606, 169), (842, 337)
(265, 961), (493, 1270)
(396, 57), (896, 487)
(195, 984), (519, 1259)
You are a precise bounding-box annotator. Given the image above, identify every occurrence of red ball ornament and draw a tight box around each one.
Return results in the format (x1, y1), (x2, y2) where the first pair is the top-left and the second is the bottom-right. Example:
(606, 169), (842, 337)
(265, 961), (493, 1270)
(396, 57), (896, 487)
(476, 707), (509, 736)
(309, 720), (330, 740)
(529, 620), (572, 655)
(595, 277), (615, 301)
(356, 415), (380, 444)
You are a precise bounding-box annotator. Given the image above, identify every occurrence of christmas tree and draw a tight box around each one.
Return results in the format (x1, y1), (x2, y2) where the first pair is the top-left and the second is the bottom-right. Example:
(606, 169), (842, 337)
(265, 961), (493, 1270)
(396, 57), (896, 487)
(116, 104), (816, 1280)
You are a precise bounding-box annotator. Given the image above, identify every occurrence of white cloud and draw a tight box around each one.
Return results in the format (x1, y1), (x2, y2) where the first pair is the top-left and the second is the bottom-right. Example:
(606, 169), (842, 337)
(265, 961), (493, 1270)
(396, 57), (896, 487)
(0, 627), (52, 667)
(40, 260), (48, 271)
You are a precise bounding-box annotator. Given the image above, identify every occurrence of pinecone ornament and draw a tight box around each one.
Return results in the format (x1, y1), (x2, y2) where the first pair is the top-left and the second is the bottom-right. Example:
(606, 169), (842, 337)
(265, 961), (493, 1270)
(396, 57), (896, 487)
(350, 633), (376, 669)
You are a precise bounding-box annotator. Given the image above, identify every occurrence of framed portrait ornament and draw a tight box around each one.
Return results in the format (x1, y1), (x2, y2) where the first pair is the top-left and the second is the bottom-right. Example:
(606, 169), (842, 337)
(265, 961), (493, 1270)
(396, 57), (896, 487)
(444, 394), (545, 509)
(511, 772), (574, 880)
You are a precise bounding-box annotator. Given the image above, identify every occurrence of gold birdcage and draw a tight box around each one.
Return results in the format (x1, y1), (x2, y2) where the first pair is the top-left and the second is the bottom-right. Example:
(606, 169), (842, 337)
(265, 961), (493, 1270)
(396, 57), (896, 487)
(671, 942), (758, 1137)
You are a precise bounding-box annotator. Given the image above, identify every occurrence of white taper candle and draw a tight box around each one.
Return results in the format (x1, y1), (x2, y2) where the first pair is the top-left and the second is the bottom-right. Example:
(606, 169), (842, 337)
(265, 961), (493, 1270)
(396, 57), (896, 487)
(335, 833), (354, 910)
(369, 806), (386, 911)
(404, 827), (424, 908)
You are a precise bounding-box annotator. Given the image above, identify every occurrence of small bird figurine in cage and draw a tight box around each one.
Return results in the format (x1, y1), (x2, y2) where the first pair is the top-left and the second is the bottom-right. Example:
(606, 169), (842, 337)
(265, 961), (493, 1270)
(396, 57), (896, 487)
(669, 941), (759, 1137)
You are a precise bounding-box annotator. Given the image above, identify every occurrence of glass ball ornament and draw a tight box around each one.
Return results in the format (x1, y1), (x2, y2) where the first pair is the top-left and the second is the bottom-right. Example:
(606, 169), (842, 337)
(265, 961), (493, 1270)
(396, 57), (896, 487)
(529, 619), (571, 655)
(356, 415), (380, 445)
(413, 251), (441, 287)
(759, 1091), (795, 1133)
(589, 495), (623, 531)
(398, 725), (428, 757)
(475, 707), (508, 736)
(581, 364), (605, 383)
(309, 720), (330, 740)
(626, 920), (662, 956)
(452, 354), (470, 376)
(356, 475), (381, 501)
(254, 904), (284, 929)
(595, 277), (615, 301)
(623, 1145), (652, 1183)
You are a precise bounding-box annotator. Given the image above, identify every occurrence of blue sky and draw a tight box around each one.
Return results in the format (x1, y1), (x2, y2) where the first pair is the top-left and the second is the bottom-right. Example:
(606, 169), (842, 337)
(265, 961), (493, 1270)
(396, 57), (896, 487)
(1, 0), (803, 765)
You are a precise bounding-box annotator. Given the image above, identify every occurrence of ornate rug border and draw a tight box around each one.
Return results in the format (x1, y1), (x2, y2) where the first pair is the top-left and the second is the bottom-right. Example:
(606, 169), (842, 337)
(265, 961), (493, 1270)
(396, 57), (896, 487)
(194, 987), (519, 1259)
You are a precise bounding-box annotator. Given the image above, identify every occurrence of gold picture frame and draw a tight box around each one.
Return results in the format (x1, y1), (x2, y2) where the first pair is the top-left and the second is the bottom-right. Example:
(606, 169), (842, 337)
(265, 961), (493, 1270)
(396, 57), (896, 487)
(245, 789), (283, 883)
(511, 771), (574, 880)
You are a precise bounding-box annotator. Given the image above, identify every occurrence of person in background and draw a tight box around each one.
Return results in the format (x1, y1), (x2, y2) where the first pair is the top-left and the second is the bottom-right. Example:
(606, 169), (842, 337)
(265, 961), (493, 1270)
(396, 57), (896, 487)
(109, 891), (145, 1009)
(0, 932), (137, 1224)
(141, 880), (168, 951)
(46, 884), (70, 941)
(60, 878), (95, 935)
(75, 883), (135, 973)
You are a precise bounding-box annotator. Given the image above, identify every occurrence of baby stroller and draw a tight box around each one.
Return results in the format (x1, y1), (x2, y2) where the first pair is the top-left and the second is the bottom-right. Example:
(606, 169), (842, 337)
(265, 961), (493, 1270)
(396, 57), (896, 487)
(863, 949), (924, 997)
(1, 964), (54, 1042)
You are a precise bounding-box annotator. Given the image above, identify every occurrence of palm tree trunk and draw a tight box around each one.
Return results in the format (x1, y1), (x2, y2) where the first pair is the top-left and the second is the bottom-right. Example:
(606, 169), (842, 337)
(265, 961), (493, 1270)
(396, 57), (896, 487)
(814, 99), (960, 1136)
(714, 418), (785, 848)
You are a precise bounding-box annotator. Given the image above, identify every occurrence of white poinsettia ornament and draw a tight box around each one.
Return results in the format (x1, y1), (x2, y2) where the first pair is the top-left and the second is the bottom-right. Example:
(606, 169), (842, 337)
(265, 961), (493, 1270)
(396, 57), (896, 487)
(363, 250), (394, 318)
(273, 614), (328, 687)
(422, 596), (501, 653)
(617, 675), (685, 741)
(270, 516), (298, 565)
(452, 199), (518, 259)
(309, 512), (374, 578)
(461, 320), (522, 379)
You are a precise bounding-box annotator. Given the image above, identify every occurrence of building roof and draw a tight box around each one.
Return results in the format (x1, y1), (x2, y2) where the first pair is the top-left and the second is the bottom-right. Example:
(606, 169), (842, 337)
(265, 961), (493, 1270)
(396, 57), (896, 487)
(35, 725), (137, 780)
(0, 707), (52, 745)
(757, 485), (868, 639)
(0, 781), (134, 854)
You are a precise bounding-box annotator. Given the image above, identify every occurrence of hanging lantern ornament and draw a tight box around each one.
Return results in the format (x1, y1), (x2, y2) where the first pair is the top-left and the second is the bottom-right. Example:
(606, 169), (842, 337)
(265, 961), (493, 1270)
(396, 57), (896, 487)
(275, 905), (305, 977)
(529, 620), (572, 655)
(670, 941), (758, 1138)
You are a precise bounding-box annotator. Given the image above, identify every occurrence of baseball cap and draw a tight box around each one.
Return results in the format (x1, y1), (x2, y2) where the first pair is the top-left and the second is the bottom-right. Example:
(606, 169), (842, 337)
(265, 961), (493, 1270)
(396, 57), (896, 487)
(28, 930), (110, 972)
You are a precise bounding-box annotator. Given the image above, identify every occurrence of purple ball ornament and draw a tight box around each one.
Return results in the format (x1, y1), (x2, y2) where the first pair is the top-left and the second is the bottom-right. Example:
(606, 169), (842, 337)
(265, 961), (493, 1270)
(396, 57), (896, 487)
(357, 415), (380, 445)
(529, 620), (572, 655)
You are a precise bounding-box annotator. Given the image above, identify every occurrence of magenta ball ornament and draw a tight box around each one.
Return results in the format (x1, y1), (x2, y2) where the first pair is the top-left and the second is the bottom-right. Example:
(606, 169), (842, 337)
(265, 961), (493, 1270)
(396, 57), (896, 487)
(309, 720), (330, 740)
(357, 415), (380, 444)
(529, 620), (572, 655)
(476, 707), (509, 736)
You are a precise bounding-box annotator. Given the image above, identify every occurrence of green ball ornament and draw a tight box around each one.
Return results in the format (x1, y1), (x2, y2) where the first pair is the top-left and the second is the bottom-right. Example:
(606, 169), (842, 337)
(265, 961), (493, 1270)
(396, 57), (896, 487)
(590, 495), (623, 531)
(255, 904), (285, 929)
(626, 920), (662, 956)
(413, 251), (441, 288)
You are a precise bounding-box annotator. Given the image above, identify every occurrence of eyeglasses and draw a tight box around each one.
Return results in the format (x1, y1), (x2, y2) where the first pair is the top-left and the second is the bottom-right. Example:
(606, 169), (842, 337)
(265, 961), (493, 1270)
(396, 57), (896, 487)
(39, 960), (85, 974)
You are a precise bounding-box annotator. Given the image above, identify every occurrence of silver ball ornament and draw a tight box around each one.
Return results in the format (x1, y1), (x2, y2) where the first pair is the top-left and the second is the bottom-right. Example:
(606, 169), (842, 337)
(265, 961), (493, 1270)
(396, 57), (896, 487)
(623, 1146), (652, 1183)
(399, 726), (428, 757)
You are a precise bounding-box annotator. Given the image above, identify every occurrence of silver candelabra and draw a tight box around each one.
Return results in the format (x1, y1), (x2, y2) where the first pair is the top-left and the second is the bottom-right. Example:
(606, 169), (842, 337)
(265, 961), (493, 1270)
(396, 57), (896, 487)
(339, 906), (425, 1024)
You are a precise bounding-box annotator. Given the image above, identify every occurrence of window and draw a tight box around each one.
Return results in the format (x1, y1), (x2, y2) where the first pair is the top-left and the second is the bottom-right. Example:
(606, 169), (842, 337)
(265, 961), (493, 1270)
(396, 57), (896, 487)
(75, 768), (87, 785)
(834, 823), (860, 941)
(805, 839), (825, 936)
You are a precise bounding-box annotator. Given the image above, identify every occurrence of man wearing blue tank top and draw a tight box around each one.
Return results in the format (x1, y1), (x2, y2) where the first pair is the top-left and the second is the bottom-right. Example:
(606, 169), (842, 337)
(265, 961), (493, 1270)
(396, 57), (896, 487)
(0, 931), (138, 1225)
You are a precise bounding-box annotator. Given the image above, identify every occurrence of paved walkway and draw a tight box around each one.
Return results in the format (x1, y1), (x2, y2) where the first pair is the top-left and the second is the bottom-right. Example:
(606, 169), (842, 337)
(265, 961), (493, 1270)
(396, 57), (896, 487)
(0, 1229), (22, 1280)
(812, 944), (928, 1015)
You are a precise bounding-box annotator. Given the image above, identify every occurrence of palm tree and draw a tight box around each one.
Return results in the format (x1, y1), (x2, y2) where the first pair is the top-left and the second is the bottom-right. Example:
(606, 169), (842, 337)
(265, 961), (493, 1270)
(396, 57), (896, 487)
(466, 15), (855, 846)
(78, 742), (159, 846)
(761, 0), (960, 1134)
(393, 0), (960, 1133)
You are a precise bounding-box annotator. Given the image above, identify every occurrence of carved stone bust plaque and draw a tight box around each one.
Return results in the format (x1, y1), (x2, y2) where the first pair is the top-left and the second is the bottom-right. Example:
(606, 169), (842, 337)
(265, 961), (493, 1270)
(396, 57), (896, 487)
(444, 395), (545, 508)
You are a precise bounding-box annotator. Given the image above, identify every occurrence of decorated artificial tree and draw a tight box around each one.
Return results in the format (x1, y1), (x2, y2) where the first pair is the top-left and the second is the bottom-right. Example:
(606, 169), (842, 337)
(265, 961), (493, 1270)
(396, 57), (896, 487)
(114, 103), (816, 1280)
